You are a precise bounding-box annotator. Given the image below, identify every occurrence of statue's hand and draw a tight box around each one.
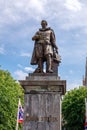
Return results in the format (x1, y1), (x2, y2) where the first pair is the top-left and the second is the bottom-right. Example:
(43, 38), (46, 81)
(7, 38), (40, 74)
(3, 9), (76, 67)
(32, 35), (40, 40)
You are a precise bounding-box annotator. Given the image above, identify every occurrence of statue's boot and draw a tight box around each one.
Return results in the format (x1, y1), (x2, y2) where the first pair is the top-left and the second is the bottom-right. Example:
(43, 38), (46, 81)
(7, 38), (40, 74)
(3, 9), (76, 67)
(46, 54), (53, 73)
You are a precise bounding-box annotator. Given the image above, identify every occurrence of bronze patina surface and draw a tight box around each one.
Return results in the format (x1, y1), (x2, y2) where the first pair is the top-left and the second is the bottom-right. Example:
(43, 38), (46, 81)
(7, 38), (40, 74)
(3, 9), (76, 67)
(31, 20), (61, 74)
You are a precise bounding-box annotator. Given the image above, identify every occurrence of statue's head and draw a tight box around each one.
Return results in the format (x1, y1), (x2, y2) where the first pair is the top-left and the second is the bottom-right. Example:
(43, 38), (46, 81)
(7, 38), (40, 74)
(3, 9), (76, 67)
(41, 20), (48, 28)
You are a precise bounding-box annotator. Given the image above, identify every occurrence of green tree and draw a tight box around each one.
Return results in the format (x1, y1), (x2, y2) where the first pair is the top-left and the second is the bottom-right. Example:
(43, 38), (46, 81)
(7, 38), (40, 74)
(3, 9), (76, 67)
(0, 69), (24, 130)
(62, 87), (87, 130)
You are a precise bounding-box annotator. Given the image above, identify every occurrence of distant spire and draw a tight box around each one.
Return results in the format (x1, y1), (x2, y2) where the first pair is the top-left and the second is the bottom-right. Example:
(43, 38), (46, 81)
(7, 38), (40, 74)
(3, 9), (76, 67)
(83, 57), (87, 86)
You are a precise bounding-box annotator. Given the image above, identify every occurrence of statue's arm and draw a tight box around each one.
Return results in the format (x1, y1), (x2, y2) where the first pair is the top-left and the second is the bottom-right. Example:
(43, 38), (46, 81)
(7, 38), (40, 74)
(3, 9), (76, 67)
(32, 32), (40, 41)
(51, 30), (58, 50)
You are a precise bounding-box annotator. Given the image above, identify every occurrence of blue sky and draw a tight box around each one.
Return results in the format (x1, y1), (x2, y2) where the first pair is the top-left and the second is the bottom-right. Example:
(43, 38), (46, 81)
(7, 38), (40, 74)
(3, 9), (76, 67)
(0, 0), (87, 90)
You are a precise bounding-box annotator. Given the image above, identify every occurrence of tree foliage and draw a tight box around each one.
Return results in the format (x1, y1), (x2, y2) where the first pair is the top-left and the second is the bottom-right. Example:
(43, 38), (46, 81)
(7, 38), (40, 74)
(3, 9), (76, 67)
(0, 69), (24, 130)
(62, 87), (87, 130)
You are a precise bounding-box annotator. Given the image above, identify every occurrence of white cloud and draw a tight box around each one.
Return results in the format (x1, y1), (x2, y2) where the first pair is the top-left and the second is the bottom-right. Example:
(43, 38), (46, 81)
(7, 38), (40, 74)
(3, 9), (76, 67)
(14, 70), (27, 80)
(0, 0), (87, 31)
(64, 0), (82, 12)
(28, 0), (44, 13)
(67, 81), (81, 90)
(0, 47), (5, 54)
(17, 64), (23, 69)
(17, 64), (35, 72)
(20, 52), (31, 57)
(24, 67), (34, 72)
(0, 0), (45, 26)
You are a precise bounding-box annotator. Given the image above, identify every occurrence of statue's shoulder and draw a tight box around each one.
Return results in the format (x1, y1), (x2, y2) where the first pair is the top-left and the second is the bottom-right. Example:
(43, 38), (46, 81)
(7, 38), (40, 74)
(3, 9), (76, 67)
(49, 28), (55, 33)
(46, 27), (53, 31)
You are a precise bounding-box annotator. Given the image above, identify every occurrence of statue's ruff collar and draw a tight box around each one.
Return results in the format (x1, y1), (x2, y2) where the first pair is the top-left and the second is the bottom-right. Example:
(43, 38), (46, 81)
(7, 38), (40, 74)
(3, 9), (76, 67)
(39, 27), (51, 31)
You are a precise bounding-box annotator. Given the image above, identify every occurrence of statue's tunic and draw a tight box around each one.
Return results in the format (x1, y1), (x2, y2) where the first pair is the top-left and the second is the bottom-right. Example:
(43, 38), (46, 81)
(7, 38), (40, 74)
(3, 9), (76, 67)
(31, 27), (56, 65)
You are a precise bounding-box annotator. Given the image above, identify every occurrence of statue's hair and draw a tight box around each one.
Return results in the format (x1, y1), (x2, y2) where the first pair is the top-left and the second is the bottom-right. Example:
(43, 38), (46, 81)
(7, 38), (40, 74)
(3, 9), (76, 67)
(41, 20), (48, 26)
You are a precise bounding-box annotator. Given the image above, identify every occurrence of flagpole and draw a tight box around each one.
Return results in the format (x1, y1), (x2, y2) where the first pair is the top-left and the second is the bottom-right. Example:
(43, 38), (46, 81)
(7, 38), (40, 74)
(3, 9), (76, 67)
(85, 98), (87, 120)
(85, 98), (87, 130)
(16, 98), (20, 130)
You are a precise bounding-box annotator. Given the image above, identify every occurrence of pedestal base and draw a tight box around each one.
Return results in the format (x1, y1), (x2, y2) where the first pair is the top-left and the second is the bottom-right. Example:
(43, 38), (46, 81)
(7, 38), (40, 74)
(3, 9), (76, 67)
(23, 91), (61, 130)
(19, 73), (66, 130)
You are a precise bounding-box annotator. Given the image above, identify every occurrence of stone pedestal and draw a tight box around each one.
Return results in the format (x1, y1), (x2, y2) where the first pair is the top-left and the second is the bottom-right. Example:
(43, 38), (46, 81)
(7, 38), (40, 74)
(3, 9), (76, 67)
(19, 73), (66, 130)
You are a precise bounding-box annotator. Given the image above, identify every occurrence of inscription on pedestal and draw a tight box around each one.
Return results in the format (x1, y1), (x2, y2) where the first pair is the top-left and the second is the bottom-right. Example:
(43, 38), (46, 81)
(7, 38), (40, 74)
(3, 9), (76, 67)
(25, 116), (58, 122)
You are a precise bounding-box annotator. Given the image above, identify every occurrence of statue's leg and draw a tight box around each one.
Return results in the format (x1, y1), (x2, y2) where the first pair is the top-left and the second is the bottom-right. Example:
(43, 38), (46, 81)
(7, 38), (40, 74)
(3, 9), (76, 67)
(46, 54), (53, 73)
(34, 58), (43, 73)
(38, 58), (43, 73)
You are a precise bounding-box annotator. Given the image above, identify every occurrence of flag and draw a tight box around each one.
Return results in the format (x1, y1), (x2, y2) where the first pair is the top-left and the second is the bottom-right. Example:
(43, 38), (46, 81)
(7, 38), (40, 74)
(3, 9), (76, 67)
(17, 98), (24, 123)
(85, 98), (87, 130)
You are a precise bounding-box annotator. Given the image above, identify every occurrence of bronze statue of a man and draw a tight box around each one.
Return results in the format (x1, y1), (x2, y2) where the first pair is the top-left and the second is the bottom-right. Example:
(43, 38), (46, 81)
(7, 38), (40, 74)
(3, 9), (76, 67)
(31, 20), (60, 73)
